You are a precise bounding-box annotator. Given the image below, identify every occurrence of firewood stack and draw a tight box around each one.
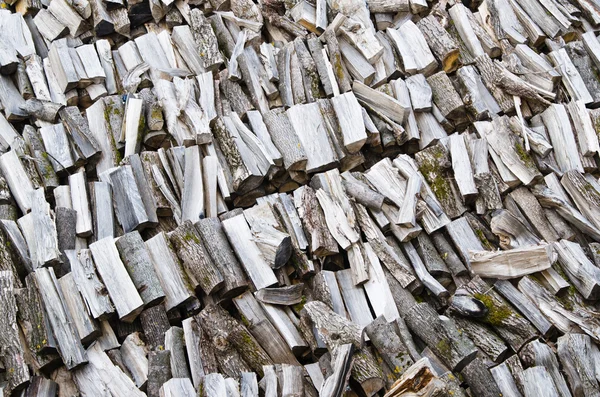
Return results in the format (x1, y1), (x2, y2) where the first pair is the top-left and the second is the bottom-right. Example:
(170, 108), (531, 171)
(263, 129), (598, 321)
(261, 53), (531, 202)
(3, 0), (600, 394)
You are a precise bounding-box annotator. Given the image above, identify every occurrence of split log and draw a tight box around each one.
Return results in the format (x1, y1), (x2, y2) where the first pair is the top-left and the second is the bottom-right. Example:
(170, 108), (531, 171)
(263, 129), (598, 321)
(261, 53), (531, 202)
(195, 217), (248, 299)
(169, 221), (224, 295)
(0, 271), (30, 394)
(115, 231), (165, 308)
(58, 272), (100, 345)
(557, 333), (600, 397)
(221, 210), (278, 290)
(519, 339), (572, 397)
(145, 232), (195, 312)
(555, 239), (600, 300)
(90, 237), (143, 322)
(35, 267), (88, 369)
(462, 276), (537, 351)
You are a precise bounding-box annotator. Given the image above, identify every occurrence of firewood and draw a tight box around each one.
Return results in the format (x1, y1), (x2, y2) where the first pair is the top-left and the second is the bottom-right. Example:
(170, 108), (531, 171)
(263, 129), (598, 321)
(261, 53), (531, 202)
(0, 271), (31, 394)
(90, 237), (144, 322)
(35, 267), (88, 369)
(387, 21), (437, 76)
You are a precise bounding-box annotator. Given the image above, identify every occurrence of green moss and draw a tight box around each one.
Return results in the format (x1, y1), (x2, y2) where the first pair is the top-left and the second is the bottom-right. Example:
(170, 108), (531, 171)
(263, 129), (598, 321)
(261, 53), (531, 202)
(414, 294), (424, 303)
(292, 295), (307, 313)
(475, 229), (493, 250)
(515, 141), (536, 169)
(474, 293), (513, 326)
(418, 145), (451, 201)
(436, 339), (451, 357)
(240, 314), (251, 328)
(183, 231), (200, 244)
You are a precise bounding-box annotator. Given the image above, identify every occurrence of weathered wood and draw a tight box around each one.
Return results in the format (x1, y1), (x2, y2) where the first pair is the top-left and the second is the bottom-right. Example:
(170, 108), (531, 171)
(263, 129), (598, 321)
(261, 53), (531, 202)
(195, 217), (249, 299)
(0, 271), (30, 394)
(145, 232), (195, 312)
(169, 220), (224, 295)
(387, 21), (437, 76)
(115, 231), (165, 308)
(35, 267), (88, 369)
(555, 239), (600, 300)
(221, 210), (278, 290)
(90, 237), (144, 322)
(19, 189), (61, 268)
(462, 276), (538, 351)
(58, 272), (100, 345)
(520, 339), (572, 397)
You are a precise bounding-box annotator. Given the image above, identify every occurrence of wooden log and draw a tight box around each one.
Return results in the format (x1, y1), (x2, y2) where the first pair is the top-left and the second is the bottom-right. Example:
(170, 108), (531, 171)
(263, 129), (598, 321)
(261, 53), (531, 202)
(221, 210), (278, 290)
(233, 292), (299, 366)
(567, 100), (599, 157)
(561, 170), (600, 232)
(549, 48), (593, 105)
(159, 378), (195, 397)
(89, 182), (115, 241)
(199, 304), (272, 376)
(163, 326), (191, 380)
(557, 333), (600, 397)
(244, 202), (292, 269)
(19, 189), (61, 268)
(402, 301), (478, 372)
(169, 221), (225, 295)
(0, 271), (30, 394)
(89, 237), (143, 323)
(194, 217), (248, 299)
(541, 104), (584, 173)
(139, 304), (170, 351)
(66, 249), (114, 321)
(494, 279), (553, 336)
(520, 339), (572, 397)
(58, 272), (100, 345)
(59, 106), (100, 162)
(35, 267), (87, 369)
(115, 231), (165, 308)
(73, 343), (144, 397)
(105, 165), (152, 233)
(145, 232), (195, 312)
(469, 244), (551, 279)
(555, 240), (600, 300)
(286, 103), (337, 173)
(462, 276), (538, 351)
(521, 366), (560, 397)
(365, 316), (413, 376)
(387, 21), (437, 76)
(460, 356), (504, 397)
(262, 109), (307, 171)
(415, 144), (466, 219)
(147, 350), (171, 397)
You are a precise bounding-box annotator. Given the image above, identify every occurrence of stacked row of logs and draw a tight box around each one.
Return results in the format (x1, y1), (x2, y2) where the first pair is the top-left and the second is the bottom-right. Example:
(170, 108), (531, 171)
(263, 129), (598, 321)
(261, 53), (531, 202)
(4, 0), (600, 393)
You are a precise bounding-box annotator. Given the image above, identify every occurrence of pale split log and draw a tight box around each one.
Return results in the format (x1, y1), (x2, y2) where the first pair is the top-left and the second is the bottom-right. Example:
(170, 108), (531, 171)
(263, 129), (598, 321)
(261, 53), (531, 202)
(114, 231), (165, 308)
(90, 237), (143, 322)
(19, 189), (61, 268)
(286, 102), (337, 173)
(67, 249), (114, 320)
(233, 291), (300, 365)
(199, 303), (272, 376)
(58, 272), (100, 345)
(195, 217), (249, 300)
(555, 239), (600, 300)
(164, 326), (191, 379)
(456, 65), (501, 120)
(519, 339), (572, 397)
(386, 21), (437, 76)
(469, 244), (552, 279)
(549, 48), (593, 105)
(221, 210), (278, 290)
(35, 267), (88, 369)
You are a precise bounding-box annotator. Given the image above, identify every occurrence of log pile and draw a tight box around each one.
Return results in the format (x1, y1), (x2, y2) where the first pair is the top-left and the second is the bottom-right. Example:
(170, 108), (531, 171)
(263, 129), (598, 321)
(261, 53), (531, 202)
(3, 0), (600, 394)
